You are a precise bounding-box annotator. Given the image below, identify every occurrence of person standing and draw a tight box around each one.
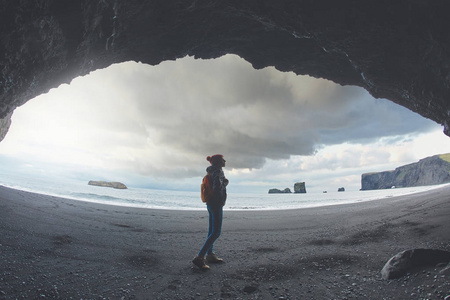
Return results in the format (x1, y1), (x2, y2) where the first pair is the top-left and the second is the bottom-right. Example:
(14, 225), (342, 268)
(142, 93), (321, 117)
(193, 154), (228, 270)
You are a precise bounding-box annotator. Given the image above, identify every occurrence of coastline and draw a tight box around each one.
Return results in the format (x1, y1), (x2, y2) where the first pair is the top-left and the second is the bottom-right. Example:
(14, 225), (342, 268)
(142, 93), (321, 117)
(0, 184), (449, 299)
(1, 175), (447, 211)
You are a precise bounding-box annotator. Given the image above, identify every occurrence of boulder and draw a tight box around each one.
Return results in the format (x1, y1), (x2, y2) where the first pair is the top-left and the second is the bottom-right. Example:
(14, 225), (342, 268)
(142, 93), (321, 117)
(381, 249), (450, 280)
(88, 181), (127, 189)
(294, 182), (306, 193)
(338, 187), (345, 192)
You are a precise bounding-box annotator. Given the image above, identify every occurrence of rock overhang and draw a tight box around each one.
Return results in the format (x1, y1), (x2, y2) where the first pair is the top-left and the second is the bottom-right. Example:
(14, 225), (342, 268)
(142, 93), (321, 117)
(1, 0), (450, 142)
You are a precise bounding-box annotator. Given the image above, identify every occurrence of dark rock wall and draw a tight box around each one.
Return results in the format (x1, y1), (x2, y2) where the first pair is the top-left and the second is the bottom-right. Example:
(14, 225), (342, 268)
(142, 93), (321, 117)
(2, 0), (450, 142)
(361, 155), (450, 190)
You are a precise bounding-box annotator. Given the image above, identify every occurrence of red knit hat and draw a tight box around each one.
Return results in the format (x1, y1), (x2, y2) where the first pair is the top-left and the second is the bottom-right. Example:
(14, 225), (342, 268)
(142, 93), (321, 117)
(207, 154), (224, 165)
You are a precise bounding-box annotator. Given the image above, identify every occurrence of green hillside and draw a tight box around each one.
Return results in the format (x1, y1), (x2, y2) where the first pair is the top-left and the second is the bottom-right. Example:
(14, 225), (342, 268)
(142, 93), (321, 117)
(439, 153), (450, 163)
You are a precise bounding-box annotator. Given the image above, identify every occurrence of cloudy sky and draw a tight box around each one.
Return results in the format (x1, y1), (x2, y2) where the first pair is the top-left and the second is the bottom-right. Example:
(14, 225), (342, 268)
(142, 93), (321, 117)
(1, 54), (450, 193)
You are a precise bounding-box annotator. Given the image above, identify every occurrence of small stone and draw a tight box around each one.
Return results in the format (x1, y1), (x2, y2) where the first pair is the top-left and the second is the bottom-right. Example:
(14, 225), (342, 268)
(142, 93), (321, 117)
(243, 286), (258, 294)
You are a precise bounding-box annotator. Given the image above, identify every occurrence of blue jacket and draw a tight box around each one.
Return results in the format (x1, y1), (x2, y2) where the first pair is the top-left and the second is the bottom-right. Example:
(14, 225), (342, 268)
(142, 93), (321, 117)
(206, 165), (228, 207)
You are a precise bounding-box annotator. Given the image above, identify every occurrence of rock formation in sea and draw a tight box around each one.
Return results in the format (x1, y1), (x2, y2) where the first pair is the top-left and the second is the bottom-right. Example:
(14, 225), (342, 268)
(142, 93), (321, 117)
(294, 182), (306, 194)
(88, 181), (127, 189)
(338, 187), (345, 192)
(361, 154), (450, 190)
(1, 2), (450, 142)
(268, 188), (292, 194)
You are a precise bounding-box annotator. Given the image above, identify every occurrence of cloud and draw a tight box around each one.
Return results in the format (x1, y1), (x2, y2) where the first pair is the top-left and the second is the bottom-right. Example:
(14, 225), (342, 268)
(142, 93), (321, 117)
(225, 129), (450, 193)
(0, 54), (443, 184)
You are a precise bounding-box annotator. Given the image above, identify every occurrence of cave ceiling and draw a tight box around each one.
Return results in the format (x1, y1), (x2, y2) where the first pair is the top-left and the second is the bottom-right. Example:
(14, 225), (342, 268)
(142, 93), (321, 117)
(1, 0), (450, 142)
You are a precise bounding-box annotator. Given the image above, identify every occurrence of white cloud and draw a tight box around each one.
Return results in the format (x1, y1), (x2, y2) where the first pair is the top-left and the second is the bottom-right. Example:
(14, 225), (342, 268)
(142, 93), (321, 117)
(0, 54), (449, 192)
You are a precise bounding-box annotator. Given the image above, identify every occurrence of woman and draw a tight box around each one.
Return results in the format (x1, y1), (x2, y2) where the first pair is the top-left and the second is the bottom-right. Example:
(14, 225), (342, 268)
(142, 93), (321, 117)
(193, 154), (229, 270)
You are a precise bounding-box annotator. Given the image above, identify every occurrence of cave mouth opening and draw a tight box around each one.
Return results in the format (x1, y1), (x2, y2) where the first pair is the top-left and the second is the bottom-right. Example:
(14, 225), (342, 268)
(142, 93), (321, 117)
(0, 54), (448, 194)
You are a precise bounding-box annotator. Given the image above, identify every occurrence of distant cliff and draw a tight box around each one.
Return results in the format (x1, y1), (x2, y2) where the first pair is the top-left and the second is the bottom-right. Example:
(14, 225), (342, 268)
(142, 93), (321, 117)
(88, 181), (128, 189)
(361, 154), (450, 190)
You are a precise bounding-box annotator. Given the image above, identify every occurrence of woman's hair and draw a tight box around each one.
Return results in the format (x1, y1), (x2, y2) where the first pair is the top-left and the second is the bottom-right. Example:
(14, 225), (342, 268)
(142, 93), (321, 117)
(207, 154), (224, 166)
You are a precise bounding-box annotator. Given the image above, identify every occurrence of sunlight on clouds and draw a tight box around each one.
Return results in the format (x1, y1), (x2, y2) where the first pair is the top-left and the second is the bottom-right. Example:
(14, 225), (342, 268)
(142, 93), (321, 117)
(0, 54), (449, 192)
(296, 129), (450, 174)
(329, 174), (360, 188)
(408, 130), (450, 158)
(228, 168), (253, 175)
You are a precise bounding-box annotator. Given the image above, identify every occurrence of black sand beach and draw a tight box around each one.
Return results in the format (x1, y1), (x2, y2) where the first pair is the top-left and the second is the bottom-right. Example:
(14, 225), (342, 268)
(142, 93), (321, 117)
(0, 184), (449, 299)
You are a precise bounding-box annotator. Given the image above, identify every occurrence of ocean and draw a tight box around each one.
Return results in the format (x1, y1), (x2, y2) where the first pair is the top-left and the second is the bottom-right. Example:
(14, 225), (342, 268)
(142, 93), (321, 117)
(0, 171), (447, 211)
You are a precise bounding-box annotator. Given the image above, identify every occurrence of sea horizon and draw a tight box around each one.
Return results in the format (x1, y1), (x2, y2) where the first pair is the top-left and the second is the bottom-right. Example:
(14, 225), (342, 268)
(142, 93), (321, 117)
(0, 171), (448, 211)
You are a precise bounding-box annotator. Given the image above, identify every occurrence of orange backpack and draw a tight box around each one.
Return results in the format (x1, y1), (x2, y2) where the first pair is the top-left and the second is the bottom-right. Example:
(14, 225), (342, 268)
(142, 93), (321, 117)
(201, 174), (213, 203)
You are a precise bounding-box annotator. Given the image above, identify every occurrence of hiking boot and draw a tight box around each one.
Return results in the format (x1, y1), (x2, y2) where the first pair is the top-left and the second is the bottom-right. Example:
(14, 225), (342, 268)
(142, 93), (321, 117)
(206, 253), (223, 263)
(192, 256), (210, 270)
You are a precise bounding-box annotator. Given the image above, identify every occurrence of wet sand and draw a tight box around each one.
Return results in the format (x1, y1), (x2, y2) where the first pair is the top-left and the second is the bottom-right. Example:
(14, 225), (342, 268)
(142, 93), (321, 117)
(0, 184), (449, 299)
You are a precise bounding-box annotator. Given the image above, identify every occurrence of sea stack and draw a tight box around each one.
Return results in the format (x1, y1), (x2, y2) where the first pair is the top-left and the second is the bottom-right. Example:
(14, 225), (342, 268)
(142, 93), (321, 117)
(294, 182), (307, 193)
(268, 188), (292, 194)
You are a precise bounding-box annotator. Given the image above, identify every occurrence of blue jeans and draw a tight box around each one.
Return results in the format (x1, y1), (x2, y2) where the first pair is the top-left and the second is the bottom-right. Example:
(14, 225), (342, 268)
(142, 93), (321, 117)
(198, 204), (223, 257)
